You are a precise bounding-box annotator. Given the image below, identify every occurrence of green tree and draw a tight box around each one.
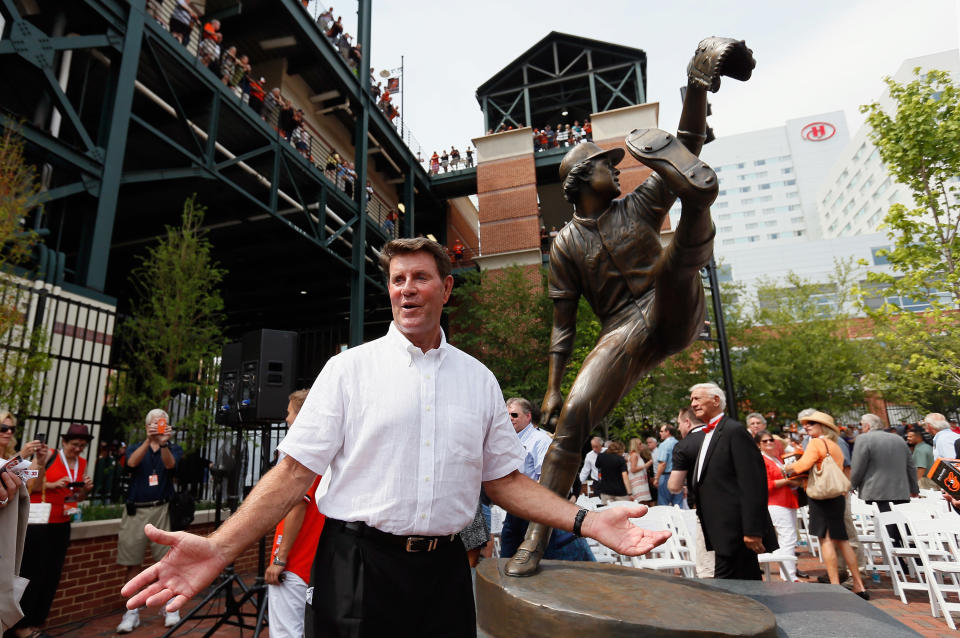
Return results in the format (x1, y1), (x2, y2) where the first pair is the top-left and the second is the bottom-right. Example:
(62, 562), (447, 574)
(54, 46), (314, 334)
(113, 195), (225, 449)
(0, 126), (50, 417)
(859, 68), (960, 407)
(447, 266), (552, 401)
(728, 261), (871, 424)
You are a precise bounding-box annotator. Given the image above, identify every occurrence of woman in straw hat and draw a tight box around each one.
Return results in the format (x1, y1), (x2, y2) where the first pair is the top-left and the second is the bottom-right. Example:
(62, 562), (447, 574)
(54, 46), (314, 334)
(785, 411), (869, 599)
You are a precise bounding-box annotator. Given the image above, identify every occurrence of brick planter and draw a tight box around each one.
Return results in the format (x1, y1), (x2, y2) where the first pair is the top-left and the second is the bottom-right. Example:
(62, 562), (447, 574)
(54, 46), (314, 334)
(40, 510), (269, 628)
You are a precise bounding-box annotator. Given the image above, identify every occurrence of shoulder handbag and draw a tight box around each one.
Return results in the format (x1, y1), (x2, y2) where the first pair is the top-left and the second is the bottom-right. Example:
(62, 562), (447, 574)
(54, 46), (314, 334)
(805, 439), (850, 500)
(27, 478), (51, 525)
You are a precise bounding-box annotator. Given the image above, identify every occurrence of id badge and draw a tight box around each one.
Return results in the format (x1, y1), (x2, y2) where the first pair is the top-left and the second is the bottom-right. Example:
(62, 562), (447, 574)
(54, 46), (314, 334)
(148, 473), (159, 487)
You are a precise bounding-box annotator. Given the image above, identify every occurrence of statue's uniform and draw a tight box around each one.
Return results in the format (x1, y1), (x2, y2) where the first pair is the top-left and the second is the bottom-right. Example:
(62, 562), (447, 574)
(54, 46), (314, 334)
(547, 173), (715, 452)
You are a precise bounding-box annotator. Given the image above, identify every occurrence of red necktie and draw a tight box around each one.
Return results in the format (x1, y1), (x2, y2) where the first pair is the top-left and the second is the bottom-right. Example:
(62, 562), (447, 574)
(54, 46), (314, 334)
(703, 415), (722, 433)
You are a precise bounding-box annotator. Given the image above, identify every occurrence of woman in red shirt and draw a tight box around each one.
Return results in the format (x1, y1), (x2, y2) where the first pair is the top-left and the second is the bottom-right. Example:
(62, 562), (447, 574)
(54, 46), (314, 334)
(14, 424), (93, 638)
(756, 431), (800, 582)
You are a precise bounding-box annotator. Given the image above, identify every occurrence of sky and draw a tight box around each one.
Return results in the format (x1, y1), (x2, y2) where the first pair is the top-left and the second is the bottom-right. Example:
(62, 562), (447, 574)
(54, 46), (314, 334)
(310, 0), (960, 160)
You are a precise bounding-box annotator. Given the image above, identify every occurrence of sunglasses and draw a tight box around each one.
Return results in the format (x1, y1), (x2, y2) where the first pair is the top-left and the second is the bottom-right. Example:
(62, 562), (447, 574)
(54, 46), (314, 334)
(760, 439), (774, 443)
(509, 412), (520, 418)
(0, 425), (12, 434)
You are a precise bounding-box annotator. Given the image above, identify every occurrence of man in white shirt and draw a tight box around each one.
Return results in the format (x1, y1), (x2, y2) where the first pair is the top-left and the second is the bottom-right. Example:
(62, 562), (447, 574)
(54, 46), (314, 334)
(122, 238), (668, 637)
(924, 412), (960, 460)
(578, 436), (603, 488)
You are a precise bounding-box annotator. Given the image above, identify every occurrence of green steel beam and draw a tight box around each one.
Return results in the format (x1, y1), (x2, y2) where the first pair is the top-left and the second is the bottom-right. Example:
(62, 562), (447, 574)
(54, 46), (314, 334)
(142, 36), (207, 158)
(204, 90), (220, 167)
(81, 0), (145, 291)
(120, 167), (208, 184)
(635, 61), (646, 104)
(349, 0), (372, 347)
(1, 116), (102, 177)
(403, 163), (415, 238)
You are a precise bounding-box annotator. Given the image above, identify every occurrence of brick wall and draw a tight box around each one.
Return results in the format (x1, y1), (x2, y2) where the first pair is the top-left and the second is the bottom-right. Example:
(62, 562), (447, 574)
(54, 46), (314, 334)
(44, 518), (269, 628)
(476, 154), (540, 255)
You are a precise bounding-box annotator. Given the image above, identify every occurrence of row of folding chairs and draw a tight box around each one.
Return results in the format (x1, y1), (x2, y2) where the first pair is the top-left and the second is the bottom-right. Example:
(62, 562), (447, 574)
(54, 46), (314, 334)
(850, 495), (960, 629)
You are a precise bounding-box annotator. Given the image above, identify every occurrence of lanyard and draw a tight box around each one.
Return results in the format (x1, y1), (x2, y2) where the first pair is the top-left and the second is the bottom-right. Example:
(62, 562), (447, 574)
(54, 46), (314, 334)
(59, 449), (79, 483)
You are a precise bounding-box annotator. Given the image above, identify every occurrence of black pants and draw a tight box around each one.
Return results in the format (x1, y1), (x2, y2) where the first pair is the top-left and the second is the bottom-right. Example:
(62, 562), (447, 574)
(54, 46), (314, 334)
(16, 522), (71, 628)
(869, 499), (909, 547)
(305, 520), (475, 638)
(714, 544), (762, 580)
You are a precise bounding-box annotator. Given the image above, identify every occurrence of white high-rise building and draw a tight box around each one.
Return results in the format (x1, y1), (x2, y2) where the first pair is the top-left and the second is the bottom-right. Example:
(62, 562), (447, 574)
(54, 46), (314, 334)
(685, 111), (850, 251)
(817, 49), (960, 238)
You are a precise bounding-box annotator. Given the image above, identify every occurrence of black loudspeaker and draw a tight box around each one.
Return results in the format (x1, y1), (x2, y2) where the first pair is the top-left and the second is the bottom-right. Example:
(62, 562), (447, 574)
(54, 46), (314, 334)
(215, 342), (243, 425)
(238, 329), (298, 423)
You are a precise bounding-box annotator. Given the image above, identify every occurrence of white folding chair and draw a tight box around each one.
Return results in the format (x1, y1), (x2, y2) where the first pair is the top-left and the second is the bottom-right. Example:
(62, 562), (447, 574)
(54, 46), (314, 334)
(758, 552), (798, 582)
(893, 500), (942, 520)
(796, 505), (820, 558)
(628, 506), (695, 577)
(909, 517), (960, 629)
(850, 499), (889, 575)
(876, 509), (931, 604)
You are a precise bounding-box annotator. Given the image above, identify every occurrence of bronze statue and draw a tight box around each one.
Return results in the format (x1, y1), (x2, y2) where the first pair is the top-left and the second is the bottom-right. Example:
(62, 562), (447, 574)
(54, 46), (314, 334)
(505, 37), (756, 577)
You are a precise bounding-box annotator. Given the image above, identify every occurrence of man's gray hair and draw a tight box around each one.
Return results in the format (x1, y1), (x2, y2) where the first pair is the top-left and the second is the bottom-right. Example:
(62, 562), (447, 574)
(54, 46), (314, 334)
(746, 412), (767, 427)
(145, 408), (168, 425)
(689, 382), (726, 410)
(506, 397), (533, 415)
(925, 415), (950, 432)
(591, 436), (603, 445)
(860, 413), (883, 431)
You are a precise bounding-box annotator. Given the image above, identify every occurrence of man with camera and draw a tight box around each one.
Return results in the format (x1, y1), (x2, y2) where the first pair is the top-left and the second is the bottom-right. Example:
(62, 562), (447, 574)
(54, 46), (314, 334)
(117, 409), (183, 633)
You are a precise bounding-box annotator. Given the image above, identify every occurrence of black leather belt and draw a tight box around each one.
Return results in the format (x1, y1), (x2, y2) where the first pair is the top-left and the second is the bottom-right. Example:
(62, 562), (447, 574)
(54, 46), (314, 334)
(133, 499), (167, 507)
(338, 519), (457, 553)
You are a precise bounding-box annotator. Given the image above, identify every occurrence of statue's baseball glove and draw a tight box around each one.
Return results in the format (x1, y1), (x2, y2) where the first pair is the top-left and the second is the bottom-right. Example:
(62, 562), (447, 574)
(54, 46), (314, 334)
(687, 37), (756, 93)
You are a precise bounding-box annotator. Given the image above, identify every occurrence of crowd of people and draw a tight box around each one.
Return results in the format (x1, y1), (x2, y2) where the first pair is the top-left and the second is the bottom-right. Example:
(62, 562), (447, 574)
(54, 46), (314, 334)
(143, 0), (402, 228)
(426, 146), (475, 174)
(484, 119), (594, 151)
(1, 235), (958, 637)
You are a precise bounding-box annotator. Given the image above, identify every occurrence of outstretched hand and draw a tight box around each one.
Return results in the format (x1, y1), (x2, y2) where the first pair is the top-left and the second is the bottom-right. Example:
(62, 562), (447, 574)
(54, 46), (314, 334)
(121, 524), (230, 612)
(581, 503), (671, 556)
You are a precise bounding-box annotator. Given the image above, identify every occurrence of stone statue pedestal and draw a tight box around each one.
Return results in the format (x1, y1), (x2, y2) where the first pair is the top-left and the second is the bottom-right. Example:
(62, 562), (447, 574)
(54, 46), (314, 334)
(476, 559), (777, 637)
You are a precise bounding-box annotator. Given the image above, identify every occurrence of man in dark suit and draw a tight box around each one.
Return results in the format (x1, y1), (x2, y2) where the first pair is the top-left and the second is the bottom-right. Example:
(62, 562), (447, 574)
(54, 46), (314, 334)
(689, 382), (776, 580)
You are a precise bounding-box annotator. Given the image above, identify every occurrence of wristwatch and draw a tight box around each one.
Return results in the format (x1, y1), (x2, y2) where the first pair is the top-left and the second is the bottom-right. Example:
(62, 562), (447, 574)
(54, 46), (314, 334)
(272, 557), (287, 567)
(159, 443), (169, 448)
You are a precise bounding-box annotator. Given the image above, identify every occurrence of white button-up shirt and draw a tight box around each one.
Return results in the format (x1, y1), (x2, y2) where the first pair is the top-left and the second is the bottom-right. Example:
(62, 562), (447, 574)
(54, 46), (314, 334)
(933, 428), (960, 460)
(516, 422), (552, 481)
(278, 323), (525, 536)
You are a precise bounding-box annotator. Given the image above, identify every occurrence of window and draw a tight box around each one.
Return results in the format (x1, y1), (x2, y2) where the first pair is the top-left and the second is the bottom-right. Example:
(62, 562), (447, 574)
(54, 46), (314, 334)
(853, 142), (867, 160)
(784, 179), (796, 186)
(790, 216), (804, 224)
(782, 167), (794, 174)
(757, 195), (773, 202)
(870, 247), (890, 265)
(740, 186), (751, 193)
(737, 162), (745, 169)
(743, 210), (756, 217)
(722, 239), (734, 246)
(794, 230), (804, 237)
(742, 197), (754, 204)
(748, 235), (760, 242)
(746, 222), (758, 229)
(768, 233), (779, 239)
(755, 159), (766, 166)
(786, 192), (799, 198)
(718, 190), (727, 197)
(856, 205), (867, 218)
(720, 226), (733, 233)
(789, 204), (801, 211)
(764, 220), (777, 227)
(715, 202), (728, 208)
(759, 183), (771, 190)
(718, 213), (731, 221)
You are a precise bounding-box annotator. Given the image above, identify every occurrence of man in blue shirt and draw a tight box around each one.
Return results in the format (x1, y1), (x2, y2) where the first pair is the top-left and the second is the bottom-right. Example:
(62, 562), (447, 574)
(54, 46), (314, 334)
(654, 424), (682, 506)
(117, 409), (183, 633)
(498, 398), (593, 562)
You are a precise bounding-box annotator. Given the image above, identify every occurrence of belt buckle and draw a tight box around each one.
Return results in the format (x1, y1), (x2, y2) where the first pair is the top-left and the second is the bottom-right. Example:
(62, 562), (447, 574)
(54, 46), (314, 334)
(405, 536), (437, 552)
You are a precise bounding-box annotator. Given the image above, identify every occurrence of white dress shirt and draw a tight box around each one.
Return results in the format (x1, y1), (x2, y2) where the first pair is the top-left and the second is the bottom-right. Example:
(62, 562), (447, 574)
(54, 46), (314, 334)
(278, 323), (525, 536)
(933, 428), (960, 460)
(579, 449), (599, 482)
(516, 423), (552, 481)
(695, 413), (724, 483)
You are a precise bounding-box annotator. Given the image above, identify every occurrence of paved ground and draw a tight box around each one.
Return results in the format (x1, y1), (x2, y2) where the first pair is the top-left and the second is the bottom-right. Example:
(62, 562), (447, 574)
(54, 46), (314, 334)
(39, 549), (958, 637)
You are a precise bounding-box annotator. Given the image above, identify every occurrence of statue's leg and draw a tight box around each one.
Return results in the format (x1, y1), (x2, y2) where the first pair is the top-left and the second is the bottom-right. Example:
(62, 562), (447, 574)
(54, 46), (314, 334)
(626, 127), (717, 354)
(505, 316), (661, 576)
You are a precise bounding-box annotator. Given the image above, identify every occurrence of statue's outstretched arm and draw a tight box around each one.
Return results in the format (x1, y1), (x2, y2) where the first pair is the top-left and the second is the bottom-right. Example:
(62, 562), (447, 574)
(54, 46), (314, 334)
(677, 37), (756, 156)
